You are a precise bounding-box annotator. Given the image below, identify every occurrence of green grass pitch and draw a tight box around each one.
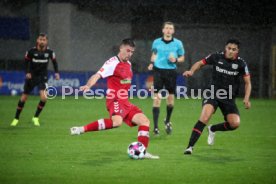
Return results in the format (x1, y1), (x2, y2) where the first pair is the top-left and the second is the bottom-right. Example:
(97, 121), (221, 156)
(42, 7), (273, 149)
(0, 96), (276, 184)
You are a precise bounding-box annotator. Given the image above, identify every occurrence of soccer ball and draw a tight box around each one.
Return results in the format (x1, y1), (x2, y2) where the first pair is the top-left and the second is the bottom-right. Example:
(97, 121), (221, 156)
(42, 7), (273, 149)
(11, 89), (18, 96)
(127, 142), (146, 159)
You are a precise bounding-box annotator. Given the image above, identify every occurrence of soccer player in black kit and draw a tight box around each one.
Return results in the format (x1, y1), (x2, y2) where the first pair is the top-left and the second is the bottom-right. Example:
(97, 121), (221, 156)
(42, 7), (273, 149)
(183, 39), (251, 154)
(11, 33), (60, 127)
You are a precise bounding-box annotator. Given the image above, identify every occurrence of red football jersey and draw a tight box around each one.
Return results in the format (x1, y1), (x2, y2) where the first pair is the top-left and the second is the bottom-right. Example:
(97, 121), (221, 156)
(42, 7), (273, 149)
(97, 56), (132, 102)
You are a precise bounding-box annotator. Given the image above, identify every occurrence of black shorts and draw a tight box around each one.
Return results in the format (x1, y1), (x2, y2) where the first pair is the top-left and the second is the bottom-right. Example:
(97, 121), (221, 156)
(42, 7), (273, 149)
(23, 75), (48, 94)
(202, 98), (240, 120)
(153, 67), (177, 94)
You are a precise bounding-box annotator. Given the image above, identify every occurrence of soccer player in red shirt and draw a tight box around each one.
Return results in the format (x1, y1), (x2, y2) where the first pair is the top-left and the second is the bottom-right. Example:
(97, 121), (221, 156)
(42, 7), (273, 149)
(70, 38), (159, 159)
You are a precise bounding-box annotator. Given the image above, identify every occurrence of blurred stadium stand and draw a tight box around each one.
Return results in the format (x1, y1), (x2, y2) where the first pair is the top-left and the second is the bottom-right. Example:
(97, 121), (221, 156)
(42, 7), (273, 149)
(0, 0), (275, 97)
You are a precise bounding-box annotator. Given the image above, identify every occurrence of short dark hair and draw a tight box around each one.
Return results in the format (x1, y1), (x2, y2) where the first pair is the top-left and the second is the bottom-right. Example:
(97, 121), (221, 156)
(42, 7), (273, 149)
(163, 21), (174, 28)
(120, 38), (136, 47)
(226, 39), (240, 48)
(38, 33), (48, 39)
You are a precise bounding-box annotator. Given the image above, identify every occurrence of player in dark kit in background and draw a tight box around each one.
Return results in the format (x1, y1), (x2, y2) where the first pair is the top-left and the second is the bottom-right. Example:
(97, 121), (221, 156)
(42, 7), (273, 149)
(183, 39), (251, 154)
(11, 33), (60, 127)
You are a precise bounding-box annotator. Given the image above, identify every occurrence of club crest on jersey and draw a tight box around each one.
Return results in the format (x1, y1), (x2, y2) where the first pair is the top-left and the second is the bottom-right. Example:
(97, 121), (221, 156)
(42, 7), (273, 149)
(44, 53), (49, 57)
(34, 53), (38, 57)
(232, 64), (238, 69)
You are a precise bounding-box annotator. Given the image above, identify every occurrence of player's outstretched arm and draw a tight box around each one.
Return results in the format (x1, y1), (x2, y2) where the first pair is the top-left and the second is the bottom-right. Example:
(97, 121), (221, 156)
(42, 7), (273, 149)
(183, 60), (205, 77)
(80, 73), (101, 92)
(243, 75), (251, 109)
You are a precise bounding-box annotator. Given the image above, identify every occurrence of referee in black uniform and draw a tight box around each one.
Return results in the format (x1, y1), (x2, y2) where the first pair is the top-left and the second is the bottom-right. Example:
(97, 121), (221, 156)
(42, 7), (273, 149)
(183, 39), (251, 154)
(11, 33), (60, 127)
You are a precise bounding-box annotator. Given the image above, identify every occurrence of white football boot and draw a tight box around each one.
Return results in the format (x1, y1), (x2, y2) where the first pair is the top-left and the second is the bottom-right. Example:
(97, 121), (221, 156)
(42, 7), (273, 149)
(184, 146), (193, 155)
(144, 152), (160, 159)
(207, 125), (215, 145)
(70, 127), (84, 135)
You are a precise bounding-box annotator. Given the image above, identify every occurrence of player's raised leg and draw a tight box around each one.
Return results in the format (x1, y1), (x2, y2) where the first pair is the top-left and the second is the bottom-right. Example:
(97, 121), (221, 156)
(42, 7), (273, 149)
(132, 113), (159, 159)
(70, 115), (122, 135)
(208, 114), (240, 145)
(11, 93), (28, 126)
(32, 90), (47, 126)
(184, 104), (215, 154)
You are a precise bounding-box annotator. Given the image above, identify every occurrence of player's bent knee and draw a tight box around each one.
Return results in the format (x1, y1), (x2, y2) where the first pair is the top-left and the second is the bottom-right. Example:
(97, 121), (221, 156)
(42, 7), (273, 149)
(139, 118), (150, 126)
(153, 95), (161, 103)
(112, 121), (123, 127)
(229, 121), (240, 129)
(137, 116), (150, 126)
(40, 94), (47, 101)
(167, 96), (174, 104)
(142, 119), (150, 126)
(200, 116), (211, 124)
(21, 94), (28, 102)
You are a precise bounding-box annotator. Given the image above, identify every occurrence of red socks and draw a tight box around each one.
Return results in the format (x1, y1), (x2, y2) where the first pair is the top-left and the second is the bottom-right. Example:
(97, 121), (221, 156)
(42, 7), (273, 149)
(84, 119), (150, 149)
(138, 125), (150, 148)
(84, 119), (113, 132)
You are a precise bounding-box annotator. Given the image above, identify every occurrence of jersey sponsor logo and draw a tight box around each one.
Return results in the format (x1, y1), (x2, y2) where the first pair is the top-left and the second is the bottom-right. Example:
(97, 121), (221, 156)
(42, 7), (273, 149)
(215, 66), (239, 76)
(232, 64), (238, 69)
(120, 79), (132, 84)
(32, 58), (48, 63)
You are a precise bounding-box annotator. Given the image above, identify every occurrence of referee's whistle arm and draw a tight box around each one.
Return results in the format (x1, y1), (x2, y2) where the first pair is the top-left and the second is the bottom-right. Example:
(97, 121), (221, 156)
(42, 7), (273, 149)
(148, 63), (153, 71)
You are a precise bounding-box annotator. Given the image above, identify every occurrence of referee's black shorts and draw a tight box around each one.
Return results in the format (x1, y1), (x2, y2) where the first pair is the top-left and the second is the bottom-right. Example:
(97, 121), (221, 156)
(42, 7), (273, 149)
(153, 66), (177, 94)
(23, 75), (48, 94)
(202, 98), (240, 121)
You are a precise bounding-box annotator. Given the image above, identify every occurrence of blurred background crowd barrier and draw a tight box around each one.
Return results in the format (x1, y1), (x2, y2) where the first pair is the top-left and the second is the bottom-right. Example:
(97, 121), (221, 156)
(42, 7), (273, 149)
(0, 0), (275, 97)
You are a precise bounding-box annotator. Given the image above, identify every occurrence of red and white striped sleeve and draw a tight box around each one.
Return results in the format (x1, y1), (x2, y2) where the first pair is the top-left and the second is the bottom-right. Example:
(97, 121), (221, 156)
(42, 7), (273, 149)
(97, 56), (119, 78)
